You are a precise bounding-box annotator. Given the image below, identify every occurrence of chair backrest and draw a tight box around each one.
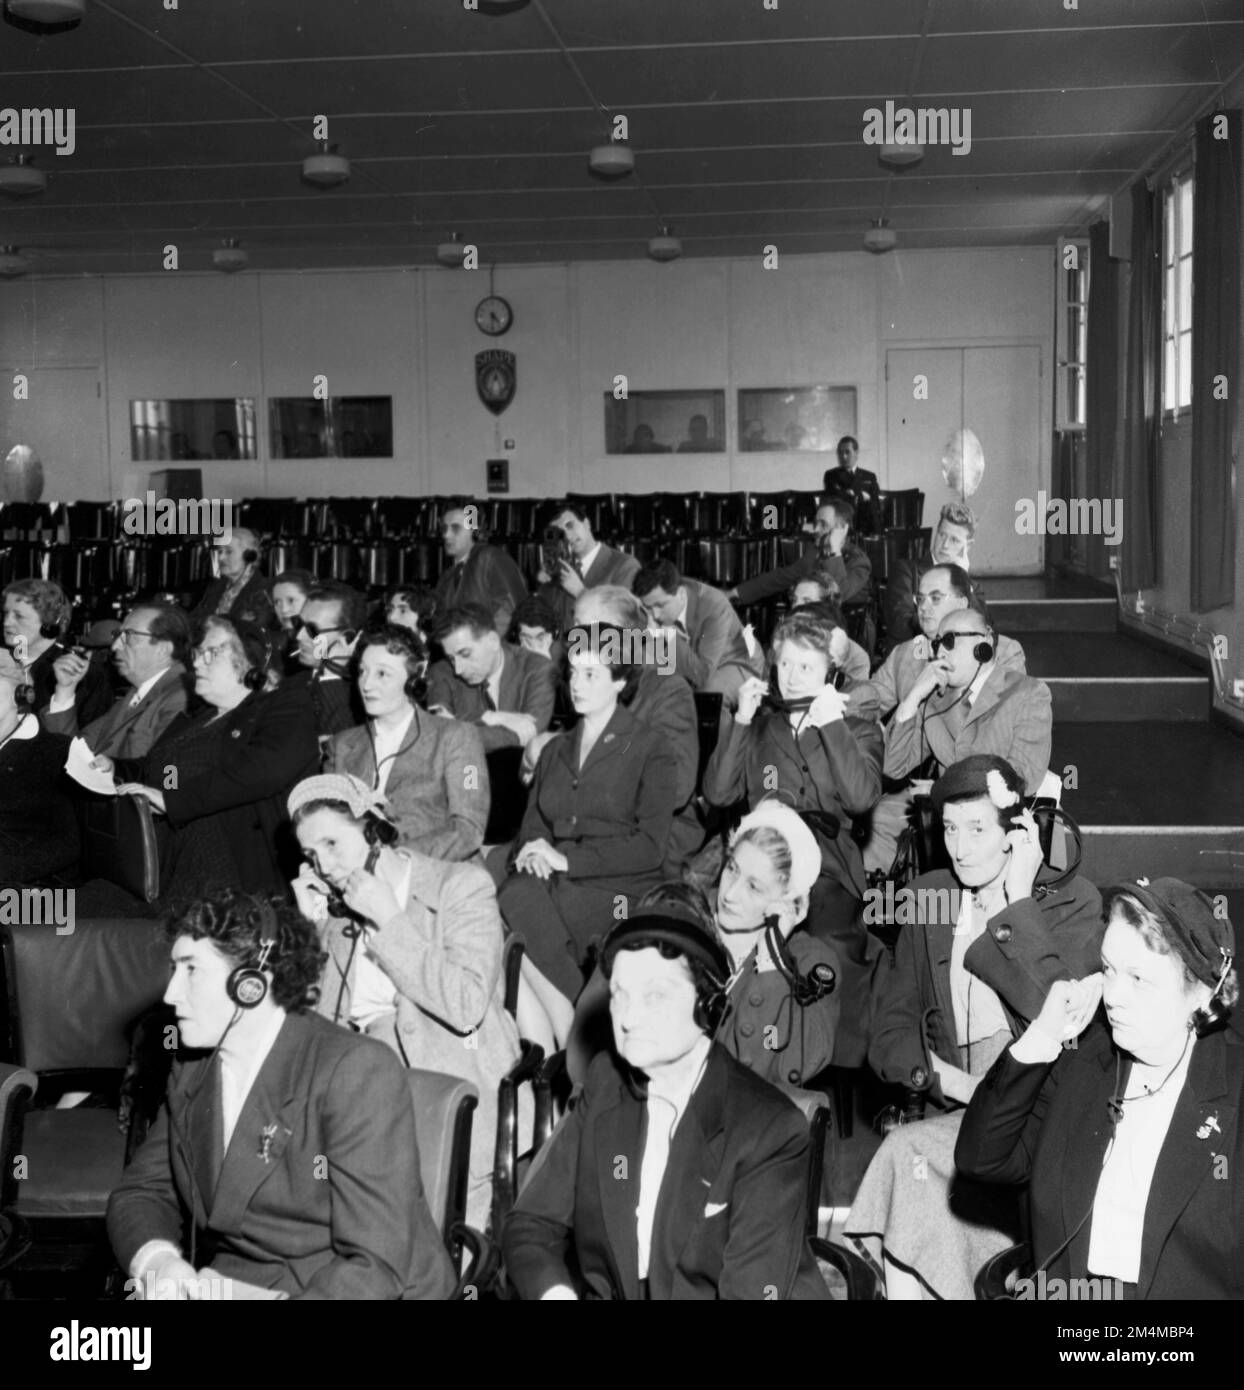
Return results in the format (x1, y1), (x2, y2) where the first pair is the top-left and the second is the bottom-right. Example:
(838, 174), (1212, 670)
(484, 746), (529, 846)
(782, 1087), (830, 1238)
(501, 935), (524, 1021)
(78, 793), (161, 903)
(0, 920), (168, 1076)
(880, 489), (925, 531)
(0, 1062), (37, 1210)
(692, 690), (724, 790)
(406, 1068), (478, 1244)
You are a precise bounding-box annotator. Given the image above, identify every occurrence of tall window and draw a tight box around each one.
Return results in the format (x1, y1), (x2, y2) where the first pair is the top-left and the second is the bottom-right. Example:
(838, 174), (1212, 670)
(1162, 169), (1194, 413)
(1056, 238), (1089, 430)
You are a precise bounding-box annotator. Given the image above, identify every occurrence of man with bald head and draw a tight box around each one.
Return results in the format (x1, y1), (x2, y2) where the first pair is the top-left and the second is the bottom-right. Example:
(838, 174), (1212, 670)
(191, 527), (278, 632)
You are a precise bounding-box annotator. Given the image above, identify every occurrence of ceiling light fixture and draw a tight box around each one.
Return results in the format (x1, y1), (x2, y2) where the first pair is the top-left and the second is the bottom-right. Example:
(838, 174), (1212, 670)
(0, 246), (30, 279)
(212, 239), (249, 273)
(863, 219), (897, 254)
(437, 231), (468, 267)
(301, 142), (351, 189)
(0, 156), (47, 197)
(3, 0), (84, 33)
(879, 142), (924, 169)
(648, 226), (682, 262)
(589, 143), (634, 179)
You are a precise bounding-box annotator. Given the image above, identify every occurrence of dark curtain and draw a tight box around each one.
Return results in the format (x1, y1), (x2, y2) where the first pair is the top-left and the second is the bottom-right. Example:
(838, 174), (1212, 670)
(1190, 108), (1240, 612)
(1084, 220), (1118, 579)
(1121, 180), (1162, 591)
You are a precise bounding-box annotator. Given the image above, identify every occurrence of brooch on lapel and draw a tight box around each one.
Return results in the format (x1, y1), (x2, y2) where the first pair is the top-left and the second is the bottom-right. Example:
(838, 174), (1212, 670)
(602, 733), (615, 745)
(230, 729), (242, 738)
(258, 1122), (280, 1164)
(1196, 1113), (1221, 1140)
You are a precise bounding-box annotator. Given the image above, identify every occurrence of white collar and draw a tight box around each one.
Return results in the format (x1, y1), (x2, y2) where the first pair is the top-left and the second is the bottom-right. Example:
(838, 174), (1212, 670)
(580, 541), (602, 575)
(130, 667), (171, 704)
(3, 711), (39, 742)
(219, 1007), (287, 1086)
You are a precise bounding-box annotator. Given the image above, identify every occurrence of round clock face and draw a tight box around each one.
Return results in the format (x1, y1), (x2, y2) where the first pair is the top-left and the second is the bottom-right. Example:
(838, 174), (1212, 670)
(475, 295), (513, 336)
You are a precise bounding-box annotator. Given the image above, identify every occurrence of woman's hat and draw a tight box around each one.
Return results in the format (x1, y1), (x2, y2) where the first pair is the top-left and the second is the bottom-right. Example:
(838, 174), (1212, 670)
(1105, 877), (1235, 990)
(732, 801), (822, 901)
(287, 772), (392, 824)
(930, 754), (1025, 811)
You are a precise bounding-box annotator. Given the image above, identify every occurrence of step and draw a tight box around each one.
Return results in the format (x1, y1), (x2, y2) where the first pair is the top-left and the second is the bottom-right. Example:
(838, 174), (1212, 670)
(989, 596), (1117, 633)
(1079, 827), (1244, 891)
(1045, 678), (1208, 722)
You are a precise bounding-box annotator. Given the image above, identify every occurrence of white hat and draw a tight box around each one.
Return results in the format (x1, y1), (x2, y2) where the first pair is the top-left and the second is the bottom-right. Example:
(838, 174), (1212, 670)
(731, 801), (822, 901)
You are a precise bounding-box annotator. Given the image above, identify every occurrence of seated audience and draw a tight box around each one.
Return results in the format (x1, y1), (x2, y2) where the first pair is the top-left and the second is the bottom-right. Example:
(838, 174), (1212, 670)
(632, 558), (764, 704)
(3, 577), (110, 726)
(385, 584), (439, 642)
(0, 648), (78, 885)
(286, 581), (368, 743)
(44, 601), (193, 763)
(537, 501), (640, 631)
(509, 595), (562, 664)
(846, 755), (1102, 1299)
(884, 606), (1052, 793)
(957, 879), (1241, 1301)
(115, 618), (318, 899)
(727, 497), (871, 609)
(864, 563), (1026, 874)
(190, 528), (279, 632)
(502, 911), (828, 1301)
(701, 607), (883, 1067)
(426, 602), (557, 752)
(822, 435), (881, 536)
(498, 623), (679, 1051)
(326, 627), (489, 861)
(788, 573), (870, 682)
(433, 501), (529, 636)
(289, 773), (520, 1230)
(107, 890), (453, 1300)
(884, 501), (977, 645)
(270, 569), (313, 634)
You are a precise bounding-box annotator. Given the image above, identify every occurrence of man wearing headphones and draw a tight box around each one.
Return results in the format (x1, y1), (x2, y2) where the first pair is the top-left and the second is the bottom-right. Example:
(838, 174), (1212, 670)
(107, 889), (454, 1300)
(191, 528), (279, 633)
(502, 909), (829, 1301)
(883, 606), (1052, 795)
(286, 581), (368, 743)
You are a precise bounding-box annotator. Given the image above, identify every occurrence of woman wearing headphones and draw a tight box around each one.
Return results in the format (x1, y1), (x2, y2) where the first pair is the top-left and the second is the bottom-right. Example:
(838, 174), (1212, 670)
(958, 880), (1241, 1300)
(0, 646), (78, 885)
(117, 617), (318, 902)
(2, 577), (111, 725)
(846, 753), (1103, 1299)
(288, 772), (520, 1230)
(326, 627), (490, 862)
(502, 907), (829, 1300)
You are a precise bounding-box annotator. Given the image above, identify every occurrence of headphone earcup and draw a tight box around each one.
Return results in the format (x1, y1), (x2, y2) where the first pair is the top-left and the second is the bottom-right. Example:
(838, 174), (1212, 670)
(14, 684), (36, 709)
(242, 549), (259, 565)
(39, 621), (61, 640)
(1192, 996), (1232, 1039)
(227, 965), (269, 1009)
(243, 667), (266, 691)
(973, 639), (995, 663)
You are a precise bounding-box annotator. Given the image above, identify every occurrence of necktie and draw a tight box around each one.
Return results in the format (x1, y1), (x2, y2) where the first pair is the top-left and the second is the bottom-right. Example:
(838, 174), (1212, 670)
(481, 686), (496, 712)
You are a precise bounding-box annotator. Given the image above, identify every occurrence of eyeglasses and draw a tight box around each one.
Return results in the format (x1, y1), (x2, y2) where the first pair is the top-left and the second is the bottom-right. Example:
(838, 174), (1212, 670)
(931, 630), (985, 653)
(916, 590), (949, 607)
(293, 618), (345, 639)
(113, 629), (157, 647)
(192, 643), (233, 666)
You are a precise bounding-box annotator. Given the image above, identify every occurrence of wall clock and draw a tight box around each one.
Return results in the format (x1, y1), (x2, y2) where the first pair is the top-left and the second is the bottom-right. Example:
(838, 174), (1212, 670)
(475, 295), (513, 336)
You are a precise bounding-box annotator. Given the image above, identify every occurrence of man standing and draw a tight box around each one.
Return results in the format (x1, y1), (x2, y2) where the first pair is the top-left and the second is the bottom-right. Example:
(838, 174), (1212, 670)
(502, 911), (828, 1300)
(108, 890), (453, 1300)
(822, 435), (881, 536)
(632, 558), (763, 704)
(884, 502), (977, 646)
(43, 601), (193, 763)
(191, 528), (278, 632)
(433, 502), (529, 636)
(538, 501), (640, 631)
(727, 498), (872, 608)
(286, 581), (367, 743)
(426, 602), (558, 753)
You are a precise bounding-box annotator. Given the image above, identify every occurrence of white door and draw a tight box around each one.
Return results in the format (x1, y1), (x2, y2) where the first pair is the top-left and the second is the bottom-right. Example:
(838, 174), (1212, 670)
(0, 365), (108, 501)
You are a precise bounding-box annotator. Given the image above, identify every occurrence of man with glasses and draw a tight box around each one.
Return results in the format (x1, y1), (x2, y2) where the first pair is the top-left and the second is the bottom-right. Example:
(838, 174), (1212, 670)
(287, 581), (367, 743)
(862, 567), (1026, 874)
(43, 602), (193, 763)
(884, 607), (1052, 793)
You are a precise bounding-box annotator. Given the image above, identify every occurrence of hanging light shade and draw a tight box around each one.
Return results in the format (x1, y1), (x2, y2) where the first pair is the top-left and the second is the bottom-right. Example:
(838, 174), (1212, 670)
(863, 219), (897, 254)
(3, 0), (84, 32)
(0, 156), (47, 197)
(648, 226), (681, 262)
(437, 231), (467, 267)
(589, 143), (634, 179)
(212, 239), (249, 273)
(301, 142), (351, 188)
(0, 246), (30, 278)
(879, 143), (924, 168)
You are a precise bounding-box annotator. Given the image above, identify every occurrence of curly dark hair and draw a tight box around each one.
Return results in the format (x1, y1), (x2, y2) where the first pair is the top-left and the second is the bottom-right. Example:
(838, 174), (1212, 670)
(164, 889), (326, 1012)
(357, 624), (429, 708)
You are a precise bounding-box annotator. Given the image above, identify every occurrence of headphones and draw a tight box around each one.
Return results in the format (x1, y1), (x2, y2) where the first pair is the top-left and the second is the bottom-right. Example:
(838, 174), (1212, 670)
(372, 629), (428, 703)
(5, 678), (36, 710)
(1192, 947), (1235, 1038)
(225, 899), (280, 1009)
(931, 628), (995, 664)
(242, 547), (259, 565)
(763, 917), (837, 1006)
(601, 915), (731, 1034)
(242, 627), (274, 691)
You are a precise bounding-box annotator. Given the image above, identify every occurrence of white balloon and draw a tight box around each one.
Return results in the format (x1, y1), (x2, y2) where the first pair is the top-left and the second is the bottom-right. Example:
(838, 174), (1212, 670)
(940, 427), (985, 498)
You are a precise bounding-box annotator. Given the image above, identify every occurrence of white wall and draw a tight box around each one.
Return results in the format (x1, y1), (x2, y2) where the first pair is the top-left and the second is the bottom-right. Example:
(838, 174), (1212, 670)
(0, 247), (1054, 568)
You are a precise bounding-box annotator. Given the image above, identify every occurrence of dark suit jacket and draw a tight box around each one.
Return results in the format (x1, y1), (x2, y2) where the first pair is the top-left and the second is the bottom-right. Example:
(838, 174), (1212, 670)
(152, 681), (319, 893)
(191, 570), (279, 632)
(884, 558), (992, 647)
(542, 542), (641, 629)
(285, 668), (366, 741)
(434, 544), (530, 635)
(503, 1045), (828, 1300)
(44, 662), (192, 762)
(674, 580), (765, 695)
(702, 678), (884, 898)
(869, 869), (1104, 1104)
(328, 708), (489, 862)
(425, 644), (558, 752)
(107, 1010), (454, 1300)
(956, 1022), (1244, 1300)
(822, 465), (881, 535)
(734, 541), (872, 608)
(28, 640), (112, 729)
(0, 721), (78, 885)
